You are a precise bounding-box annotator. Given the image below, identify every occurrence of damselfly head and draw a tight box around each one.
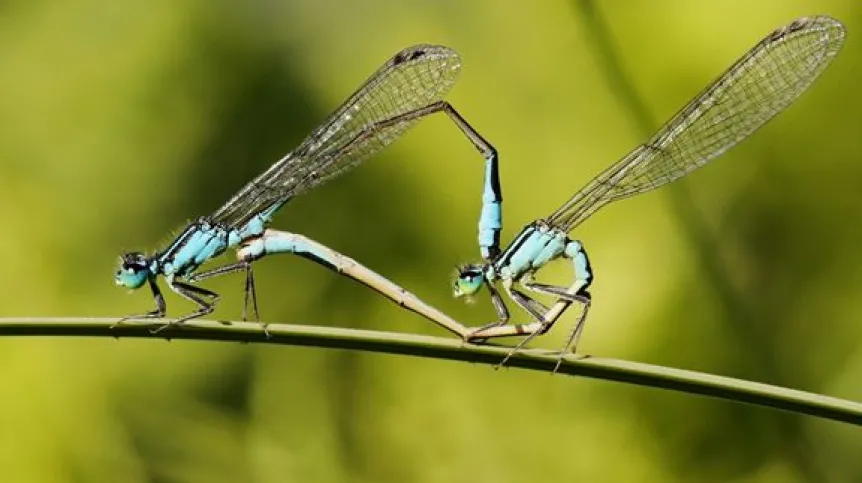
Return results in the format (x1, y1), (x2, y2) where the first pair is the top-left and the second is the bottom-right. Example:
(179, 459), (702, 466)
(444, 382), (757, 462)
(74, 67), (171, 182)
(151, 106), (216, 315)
(453, 263), (485, 298)
(115, 252), (150, 289)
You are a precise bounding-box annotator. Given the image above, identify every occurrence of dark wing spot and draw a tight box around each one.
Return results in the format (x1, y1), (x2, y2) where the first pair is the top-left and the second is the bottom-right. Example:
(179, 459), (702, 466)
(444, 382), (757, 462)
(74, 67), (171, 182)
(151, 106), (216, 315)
(393, 47), (427, 65)
(787, 18), (807, 34)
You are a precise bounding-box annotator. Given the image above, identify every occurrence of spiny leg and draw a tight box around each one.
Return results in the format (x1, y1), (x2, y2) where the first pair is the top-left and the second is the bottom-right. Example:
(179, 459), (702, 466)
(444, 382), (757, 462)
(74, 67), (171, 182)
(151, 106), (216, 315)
(556, 295), (591, 372)
(466, 280), (549, 338)
(517, 290), (551, 317)
(151, 280), (219, 334)
(493, 285), (556, 368)
(486, 282), (590, 370)
(523, 281), (592, 371)
(112, 277), (167, 328)
(192, 260), (257, 320)
(470, 283), (511, 336)
(191, 260), (268, 336)
(191, 261), (247, 282)
(242, 263), (260, 323)
(242, 264), (268, 337)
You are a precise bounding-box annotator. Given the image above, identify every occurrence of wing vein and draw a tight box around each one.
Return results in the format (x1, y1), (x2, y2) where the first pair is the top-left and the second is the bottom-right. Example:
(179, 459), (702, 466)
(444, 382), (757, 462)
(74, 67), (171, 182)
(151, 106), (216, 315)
(209, 45), (462, 228)
(547, 16), (844, 231)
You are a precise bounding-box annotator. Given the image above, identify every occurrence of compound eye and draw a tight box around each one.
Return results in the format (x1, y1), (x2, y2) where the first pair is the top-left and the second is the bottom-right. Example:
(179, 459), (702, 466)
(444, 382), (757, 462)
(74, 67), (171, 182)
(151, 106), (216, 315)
(121, 252), (148, 269)
(454, 268), (485, 297)
(123, 265), (141, 275)
(116, 252), (150, 289)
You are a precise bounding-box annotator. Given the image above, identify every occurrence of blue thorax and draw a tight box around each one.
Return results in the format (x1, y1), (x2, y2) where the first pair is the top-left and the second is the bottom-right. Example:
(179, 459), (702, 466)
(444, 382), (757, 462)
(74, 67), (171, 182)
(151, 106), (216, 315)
(491, 222), (570, 281)
(155, 199), (288, 278)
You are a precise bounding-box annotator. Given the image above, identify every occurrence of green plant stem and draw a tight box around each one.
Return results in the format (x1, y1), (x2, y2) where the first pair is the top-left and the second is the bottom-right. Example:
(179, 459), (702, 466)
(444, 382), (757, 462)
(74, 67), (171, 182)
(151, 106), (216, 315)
(1, 317), (859, 426)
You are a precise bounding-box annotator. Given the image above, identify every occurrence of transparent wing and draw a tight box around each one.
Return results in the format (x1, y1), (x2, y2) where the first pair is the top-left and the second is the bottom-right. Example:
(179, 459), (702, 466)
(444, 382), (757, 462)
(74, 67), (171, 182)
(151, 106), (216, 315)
(547, 16), (844, 232)
(210, 44), (461, 228)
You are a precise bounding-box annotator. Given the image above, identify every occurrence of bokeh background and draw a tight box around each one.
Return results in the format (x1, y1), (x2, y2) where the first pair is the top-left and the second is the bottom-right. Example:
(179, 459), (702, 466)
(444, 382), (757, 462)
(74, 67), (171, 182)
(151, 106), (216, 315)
(1, 0), (861, 481)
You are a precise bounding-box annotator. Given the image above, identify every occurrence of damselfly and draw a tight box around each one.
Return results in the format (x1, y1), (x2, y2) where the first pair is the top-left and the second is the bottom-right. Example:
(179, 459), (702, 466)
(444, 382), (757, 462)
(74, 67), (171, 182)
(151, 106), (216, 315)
(454, 16), (845, 367)
(115, 45), (500, 335)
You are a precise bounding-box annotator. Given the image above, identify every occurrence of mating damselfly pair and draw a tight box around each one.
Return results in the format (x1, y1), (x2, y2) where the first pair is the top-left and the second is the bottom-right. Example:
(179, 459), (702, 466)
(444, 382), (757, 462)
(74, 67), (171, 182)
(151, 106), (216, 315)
(116, 16), (845, 365)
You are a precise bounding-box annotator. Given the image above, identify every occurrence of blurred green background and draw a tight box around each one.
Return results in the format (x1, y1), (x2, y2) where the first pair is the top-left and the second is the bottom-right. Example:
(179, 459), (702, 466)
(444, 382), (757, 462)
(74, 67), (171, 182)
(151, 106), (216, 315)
(1, 0), (861, 481)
